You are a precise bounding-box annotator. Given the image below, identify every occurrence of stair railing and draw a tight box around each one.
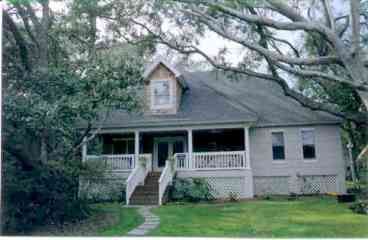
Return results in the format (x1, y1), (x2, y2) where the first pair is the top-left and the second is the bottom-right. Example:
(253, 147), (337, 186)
(158, 155), (176, 205)
(126, 154), (152, 205)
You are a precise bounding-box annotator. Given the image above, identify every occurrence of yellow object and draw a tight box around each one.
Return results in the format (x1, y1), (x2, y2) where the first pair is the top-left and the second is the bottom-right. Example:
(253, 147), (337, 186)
(327, 192), (338, 196)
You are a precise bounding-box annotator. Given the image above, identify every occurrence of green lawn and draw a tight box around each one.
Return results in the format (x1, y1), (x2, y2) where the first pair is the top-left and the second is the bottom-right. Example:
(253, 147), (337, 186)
(94, 203), (144, 236)
(149, 196), (368, 238)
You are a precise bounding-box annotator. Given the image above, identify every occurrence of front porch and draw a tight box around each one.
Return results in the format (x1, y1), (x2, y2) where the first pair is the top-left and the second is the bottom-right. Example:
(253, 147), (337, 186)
(82, 126), (252, 205)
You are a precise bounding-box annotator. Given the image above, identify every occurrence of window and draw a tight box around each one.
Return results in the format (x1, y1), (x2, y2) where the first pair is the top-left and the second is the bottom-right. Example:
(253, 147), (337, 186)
(301, 129), (316, 159)
(272, 132), (285, 160)
(151, 80), (172, 108)
(107, 138), (134, 154)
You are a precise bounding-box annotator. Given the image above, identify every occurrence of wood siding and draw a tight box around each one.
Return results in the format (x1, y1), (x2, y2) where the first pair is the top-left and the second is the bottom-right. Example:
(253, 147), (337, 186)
(144, 64), (183, 115)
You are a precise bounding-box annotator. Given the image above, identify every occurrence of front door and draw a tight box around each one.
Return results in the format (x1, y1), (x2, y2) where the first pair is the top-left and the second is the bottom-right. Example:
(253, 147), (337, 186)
(154, 137), (186, 171)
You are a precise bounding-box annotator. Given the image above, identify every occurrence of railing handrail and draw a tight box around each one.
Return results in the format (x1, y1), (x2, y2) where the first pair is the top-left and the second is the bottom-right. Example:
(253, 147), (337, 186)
(126, 165), (140, 183)
(125, 154), (152, 205)
(192, 151), (245, 155)
(86, 154), (135, 157)
(85, 154), (136, 171)
(158, 159), (176, 205)
(175, 150), (247, 170)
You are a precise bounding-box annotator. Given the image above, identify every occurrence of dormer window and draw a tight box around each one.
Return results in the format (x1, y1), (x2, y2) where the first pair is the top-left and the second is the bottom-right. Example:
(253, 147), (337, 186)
(151, 79), (173, 109)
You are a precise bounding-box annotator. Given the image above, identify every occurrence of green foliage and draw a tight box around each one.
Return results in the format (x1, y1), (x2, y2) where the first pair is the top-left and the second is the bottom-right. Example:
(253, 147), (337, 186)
(227, 191), (240, 202)
(349, 200), (368, 215)
(2, 158), (92, 234)
(169, 178), (214, 202)
(96, 203), (145, 236)
(3, 0), (149, 233)
(79, 178), (126, 203)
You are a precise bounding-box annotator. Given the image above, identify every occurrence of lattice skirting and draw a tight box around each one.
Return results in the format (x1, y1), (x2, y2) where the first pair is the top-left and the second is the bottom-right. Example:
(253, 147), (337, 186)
(204, 177), (246, 199)
(297, 175), (338, 194)
(254, 176), (290, 195)
(254, 175), (339, 195)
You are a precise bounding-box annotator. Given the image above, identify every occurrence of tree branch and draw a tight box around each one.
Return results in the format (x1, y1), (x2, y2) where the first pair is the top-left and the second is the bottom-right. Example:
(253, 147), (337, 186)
(3, 11), (31, 71)
(129, 19), (368, 123)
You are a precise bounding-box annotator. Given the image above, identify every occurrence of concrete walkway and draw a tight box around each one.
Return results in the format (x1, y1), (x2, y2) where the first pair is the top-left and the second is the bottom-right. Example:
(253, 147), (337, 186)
(127, 206), (160, 236)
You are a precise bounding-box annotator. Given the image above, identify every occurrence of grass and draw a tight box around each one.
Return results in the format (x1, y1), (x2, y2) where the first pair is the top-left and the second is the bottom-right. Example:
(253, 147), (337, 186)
(149, 196), (368, 238)
(95, 203), (144, 236)
(31, 202), (144, 236)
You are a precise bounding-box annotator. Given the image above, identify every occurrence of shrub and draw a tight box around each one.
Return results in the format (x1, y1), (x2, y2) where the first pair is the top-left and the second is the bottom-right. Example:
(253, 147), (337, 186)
(2, 159), (92, 234)
(287, 192), (298, 201)
(261, 195), (272, 200)
(79, 178), (126, 203)
(349, 200), (368, 215)
(228, 191), (239, 202)
(169, 178), (214, 202)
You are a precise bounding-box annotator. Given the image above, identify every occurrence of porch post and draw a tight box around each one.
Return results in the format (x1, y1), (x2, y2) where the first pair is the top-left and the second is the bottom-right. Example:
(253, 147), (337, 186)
(134, 130), (139, 167)
(187, 129), (193, 169)
(244, 127), (251, 169)
(82, 136), (87, 163)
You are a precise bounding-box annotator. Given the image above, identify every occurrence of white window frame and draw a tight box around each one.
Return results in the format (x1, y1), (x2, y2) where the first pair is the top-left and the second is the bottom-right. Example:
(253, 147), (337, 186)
(270, 129), (287, 163)
(150, 79), (174, 110)
(300, 128), (317, 162)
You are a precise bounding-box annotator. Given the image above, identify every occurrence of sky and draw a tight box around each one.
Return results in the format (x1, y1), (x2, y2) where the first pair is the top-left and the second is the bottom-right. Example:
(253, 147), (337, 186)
(47, 0), (348, 87)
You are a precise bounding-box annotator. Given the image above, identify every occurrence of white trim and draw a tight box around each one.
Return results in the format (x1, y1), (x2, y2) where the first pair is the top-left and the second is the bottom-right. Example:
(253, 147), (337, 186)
(97, 123), (252, 134)
(244, 127), (251, 169)
(134, 131), (139, 163)
(150, 79), (175, 110)
(153, 136), (186, 171)
(300, 128), (318, 162)
(143, 58), (181, 79)
(270, 129), (286, 162)
(188, 129), (193, 169)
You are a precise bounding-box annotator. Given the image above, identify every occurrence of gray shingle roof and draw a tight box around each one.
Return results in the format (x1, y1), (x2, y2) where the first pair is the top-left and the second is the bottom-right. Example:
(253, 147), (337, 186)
(194, 71), (341, 127)
(91, 71), (341, 129)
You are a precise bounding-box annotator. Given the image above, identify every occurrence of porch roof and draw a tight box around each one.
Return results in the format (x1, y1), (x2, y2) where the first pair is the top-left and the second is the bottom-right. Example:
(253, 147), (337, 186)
(83, 71), (341, 130)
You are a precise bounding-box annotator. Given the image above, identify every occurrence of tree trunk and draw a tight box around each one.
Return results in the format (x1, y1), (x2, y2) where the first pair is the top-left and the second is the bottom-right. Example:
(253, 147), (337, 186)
(358, 91), (368, 110)
(38, 1), (50, 163)
(88, 13), (97, 61)
(38, 0), (49, 72)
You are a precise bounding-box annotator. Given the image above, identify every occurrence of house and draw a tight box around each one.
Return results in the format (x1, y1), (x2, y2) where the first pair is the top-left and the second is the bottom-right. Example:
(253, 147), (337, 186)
(80, 59), (346, 205)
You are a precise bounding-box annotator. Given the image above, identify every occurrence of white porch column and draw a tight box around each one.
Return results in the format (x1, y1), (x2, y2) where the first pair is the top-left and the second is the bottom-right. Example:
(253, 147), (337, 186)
(188, 129), (193, 169)
(134, 130), (139, 167)
(82, 137), (87, 163)
(244, 127), (251, 169)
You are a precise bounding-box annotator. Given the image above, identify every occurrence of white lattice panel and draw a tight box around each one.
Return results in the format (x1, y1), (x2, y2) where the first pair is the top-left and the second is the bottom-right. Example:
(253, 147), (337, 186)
(298, 175), (338, 194)
(254, 176), (290, 195)
(205, 177), (245, 198)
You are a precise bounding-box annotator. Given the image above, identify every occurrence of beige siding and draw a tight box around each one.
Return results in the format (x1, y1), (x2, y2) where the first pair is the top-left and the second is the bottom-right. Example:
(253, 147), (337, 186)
(144, 64), (183, 115)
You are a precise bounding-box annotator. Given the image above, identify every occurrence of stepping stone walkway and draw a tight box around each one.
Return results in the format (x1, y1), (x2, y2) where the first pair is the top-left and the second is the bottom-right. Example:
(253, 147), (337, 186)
(127, 206), (160, 236)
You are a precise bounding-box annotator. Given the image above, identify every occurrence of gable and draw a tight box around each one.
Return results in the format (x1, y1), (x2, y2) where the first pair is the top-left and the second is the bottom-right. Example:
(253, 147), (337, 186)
(144, 63), (183, 115)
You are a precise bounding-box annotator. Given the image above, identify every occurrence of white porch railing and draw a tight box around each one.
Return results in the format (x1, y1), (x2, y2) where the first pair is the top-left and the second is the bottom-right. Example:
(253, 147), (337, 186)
(176, 151), (248, 170)
(85, 154), (135, 170)
(158, 160), (175, 205)
(126, 154), (152, 205)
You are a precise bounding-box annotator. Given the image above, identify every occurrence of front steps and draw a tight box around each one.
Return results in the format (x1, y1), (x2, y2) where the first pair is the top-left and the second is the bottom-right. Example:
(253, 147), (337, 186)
(129, 172), (161, 205)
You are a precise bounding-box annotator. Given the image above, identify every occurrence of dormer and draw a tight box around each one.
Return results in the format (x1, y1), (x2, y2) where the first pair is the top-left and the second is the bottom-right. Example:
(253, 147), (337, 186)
(143, 59), (187, 115)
